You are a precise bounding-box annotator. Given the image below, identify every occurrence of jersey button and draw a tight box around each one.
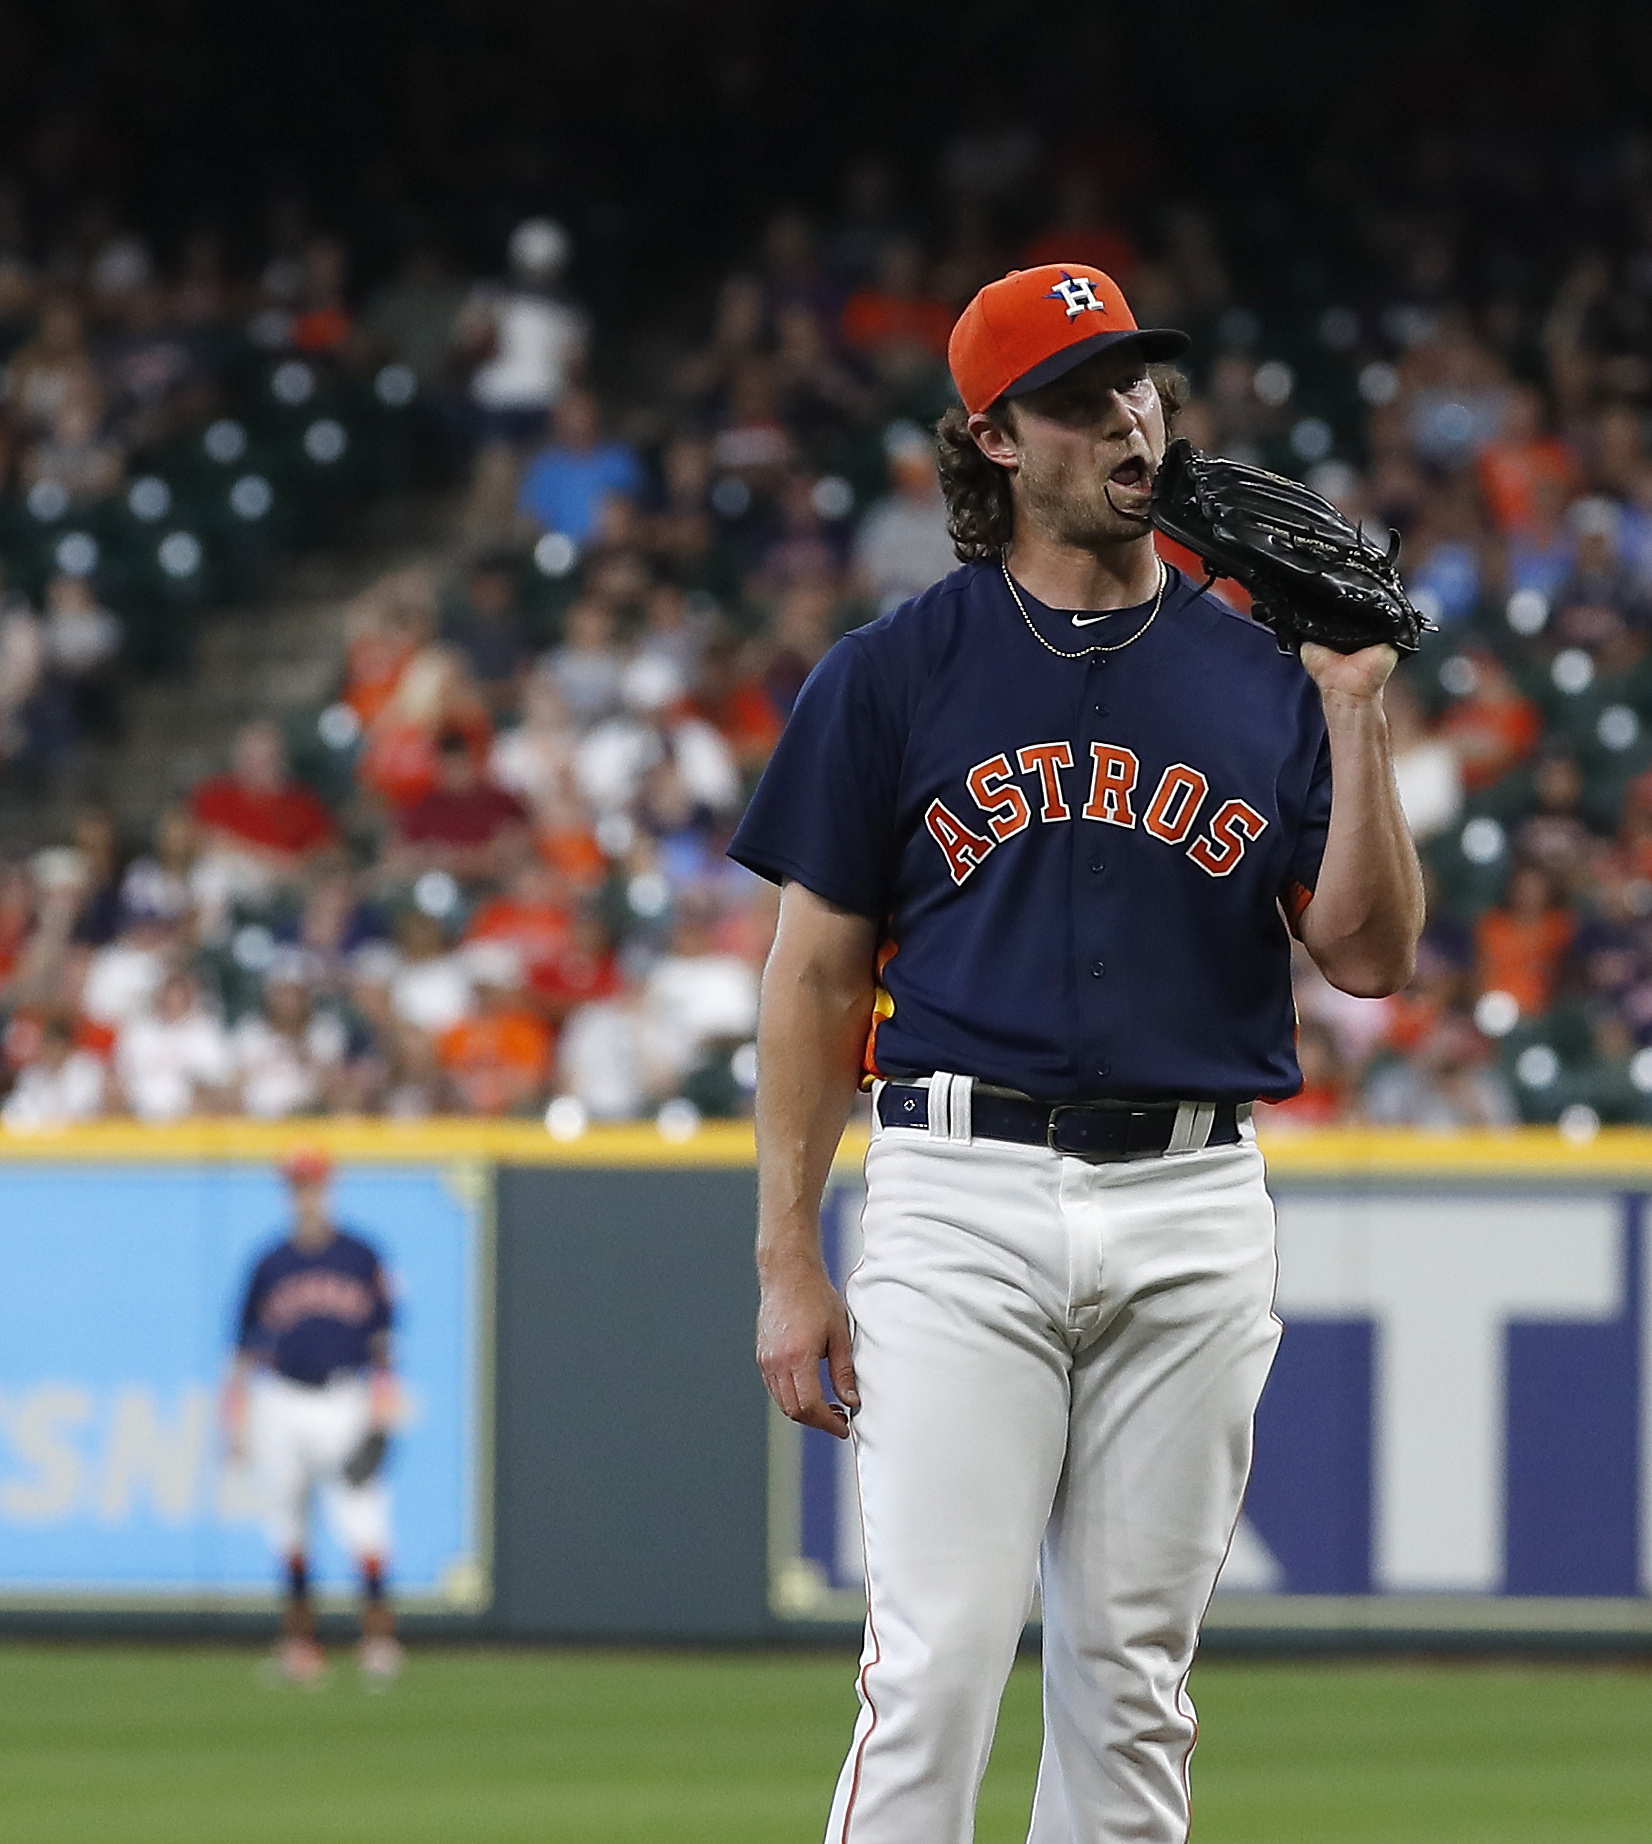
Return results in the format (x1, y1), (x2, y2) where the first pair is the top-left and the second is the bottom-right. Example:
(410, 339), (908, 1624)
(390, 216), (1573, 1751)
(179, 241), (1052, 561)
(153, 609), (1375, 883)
(1090, 960), (1105, 978)
(1090, 856), (1104, 873)
(1095, 1062), (1111, 1078)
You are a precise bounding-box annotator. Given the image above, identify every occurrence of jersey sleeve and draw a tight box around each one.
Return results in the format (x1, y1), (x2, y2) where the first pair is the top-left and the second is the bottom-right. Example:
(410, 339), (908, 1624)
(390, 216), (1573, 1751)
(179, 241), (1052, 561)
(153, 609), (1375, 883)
(368, 1256), (393, 1340)
(236, 1259), (268, 1353)
(727, 632), (904, 919)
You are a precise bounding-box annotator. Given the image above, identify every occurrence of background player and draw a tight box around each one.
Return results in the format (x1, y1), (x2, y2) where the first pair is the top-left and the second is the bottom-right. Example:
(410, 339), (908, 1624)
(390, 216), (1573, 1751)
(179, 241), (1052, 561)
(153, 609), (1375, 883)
(224, 1147), (404, 1685)
(735, 263), (1424, 1841)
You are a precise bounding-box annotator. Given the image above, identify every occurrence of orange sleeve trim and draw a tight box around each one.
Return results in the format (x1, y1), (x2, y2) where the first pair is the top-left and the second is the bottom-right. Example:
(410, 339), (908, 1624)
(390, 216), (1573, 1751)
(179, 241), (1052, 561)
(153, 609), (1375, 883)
(861, 937), (899, 1084)
(1283, 880), (1314, 938)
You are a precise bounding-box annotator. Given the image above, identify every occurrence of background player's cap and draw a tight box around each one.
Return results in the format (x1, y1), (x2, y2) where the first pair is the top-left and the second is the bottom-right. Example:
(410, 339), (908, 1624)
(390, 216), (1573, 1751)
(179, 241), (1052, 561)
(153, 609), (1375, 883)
(281, 1146), (335, 1186)
(947, 264), (1191, 416)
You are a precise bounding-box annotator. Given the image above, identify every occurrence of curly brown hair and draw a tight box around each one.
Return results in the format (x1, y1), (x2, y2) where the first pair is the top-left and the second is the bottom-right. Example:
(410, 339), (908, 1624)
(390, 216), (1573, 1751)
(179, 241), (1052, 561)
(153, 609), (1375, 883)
(935, 364), (1187, 562)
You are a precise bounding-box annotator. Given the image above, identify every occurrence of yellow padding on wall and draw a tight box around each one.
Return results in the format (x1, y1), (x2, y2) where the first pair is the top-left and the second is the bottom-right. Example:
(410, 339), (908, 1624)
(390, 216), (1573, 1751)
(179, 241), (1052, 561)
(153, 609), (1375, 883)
(2, 1117), (1652, 1175)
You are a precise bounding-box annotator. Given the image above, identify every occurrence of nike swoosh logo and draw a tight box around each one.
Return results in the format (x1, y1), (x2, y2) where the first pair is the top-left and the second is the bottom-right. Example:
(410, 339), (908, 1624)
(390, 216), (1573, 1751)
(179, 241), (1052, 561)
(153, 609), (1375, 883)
(1071, 611), (1121, 627)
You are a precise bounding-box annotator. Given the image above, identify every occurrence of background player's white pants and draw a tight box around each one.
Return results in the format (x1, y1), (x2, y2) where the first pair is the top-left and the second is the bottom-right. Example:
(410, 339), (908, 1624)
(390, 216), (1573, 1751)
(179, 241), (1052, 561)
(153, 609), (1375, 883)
(825, 1127), (1280, 1844)
(249, 1372), (391, 1562)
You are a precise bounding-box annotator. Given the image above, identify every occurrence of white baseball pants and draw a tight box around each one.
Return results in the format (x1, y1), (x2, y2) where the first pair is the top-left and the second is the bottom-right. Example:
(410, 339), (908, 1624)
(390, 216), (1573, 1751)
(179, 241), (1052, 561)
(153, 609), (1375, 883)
(249, 1372), (391, 1561)
(825, 1118), (1280, 1844)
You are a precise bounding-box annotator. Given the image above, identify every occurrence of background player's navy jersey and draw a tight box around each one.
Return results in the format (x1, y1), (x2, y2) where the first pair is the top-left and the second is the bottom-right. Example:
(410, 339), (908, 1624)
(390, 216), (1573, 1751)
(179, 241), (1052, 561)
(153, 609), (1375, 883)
(237, 1228), (392, 1385)
(729, 562), (1333, 1101)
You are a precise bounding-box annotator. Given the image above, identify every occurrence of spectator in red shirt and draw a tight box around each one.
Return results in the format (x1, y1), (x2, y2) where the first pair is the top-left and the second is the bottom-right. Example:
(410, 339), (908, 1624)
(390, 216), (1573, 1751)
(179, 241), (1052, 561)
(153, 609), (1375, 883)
(464, 860), (574, 987)
(189, 720), (339, 932)
(389, 729), (531, 886)
(531, 906), (623, 1024)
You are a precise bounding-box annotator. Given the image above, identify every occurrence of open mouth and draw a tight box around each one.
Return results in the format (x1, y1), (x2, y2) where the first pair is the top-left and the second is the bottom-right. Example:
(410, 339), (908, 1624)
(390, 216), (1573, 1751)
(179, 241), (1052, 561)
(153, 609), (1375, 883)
(1109, 455), (1151, 491)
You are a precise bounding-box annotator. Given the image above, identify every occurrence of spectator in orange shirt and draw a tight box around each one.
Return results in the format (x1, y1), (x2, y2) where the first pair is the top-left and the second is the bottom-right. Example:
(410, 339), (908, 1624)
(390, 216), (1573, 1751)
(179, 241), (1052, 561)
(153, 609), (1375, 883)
(840, 237), (954, 362)
(535, 799), (608, 891)
(1380, 935), (1471, 1060)
(1020, 169), (1139, 284)
(1475, 864), (1578, 1019)
(359, 645), (492, 812)
(438, 942), (553, 1115)
(341, 568), (438, 728)
(290, 238), (354, 357)
(1618, 768), (1652, 880)
(691, 633), (783, 781)
(1267, 1018), (1349, 1127)
(1475, 384), (1579, 537)
(1437, 650), (1543, 794)
(465, 860), (574, 988)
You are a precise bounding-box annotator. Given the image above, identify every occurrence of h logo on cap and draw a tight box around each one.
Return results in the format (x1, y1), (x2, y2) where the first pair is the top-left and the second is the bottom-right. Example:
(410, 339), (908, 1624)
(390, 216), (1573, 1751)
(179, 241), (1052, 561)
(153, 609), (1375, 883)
(1047, 272), (1107, 319)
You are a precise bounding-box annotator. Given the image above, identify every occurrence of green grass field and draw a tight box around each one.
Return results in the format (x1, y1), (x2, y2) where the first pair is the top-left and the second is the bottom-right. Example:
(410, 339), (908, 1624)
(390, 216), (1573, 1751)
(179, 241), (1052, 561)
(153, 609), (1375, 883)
(0, 1644), (1648, 1842)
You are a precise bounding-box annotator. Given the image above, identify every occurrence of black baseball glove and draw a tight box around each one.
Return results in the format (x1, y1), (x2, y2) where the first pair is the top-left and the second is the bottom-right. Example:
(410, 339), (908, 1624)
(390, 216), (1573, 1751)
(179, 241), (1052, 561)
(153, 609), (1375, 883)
(342, 1428), (389, 1487)
(1149, 437), (1433, 657)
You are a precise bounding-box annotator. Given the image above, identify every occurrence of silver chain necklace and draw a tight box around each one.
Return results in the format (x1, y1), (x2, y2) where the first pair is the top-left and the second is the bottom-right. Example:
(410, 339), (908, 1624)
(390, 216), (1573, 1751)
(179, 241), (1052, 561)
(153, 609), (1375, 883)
(1001, 557), (1167, 660)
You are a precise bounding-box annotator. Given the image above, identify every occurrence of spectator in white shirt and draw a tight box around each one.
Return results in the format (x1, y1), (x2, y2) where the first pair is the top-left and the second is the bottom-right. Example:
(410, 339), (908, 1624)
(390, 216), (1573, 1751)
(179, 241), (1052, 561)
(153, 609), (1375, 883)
(230, 949), (350, 1119)
(638, 901), (759, 1092)
(388, 910), (473, 1034)
(115, 968), (234, 1122)
(82, 894), (187, 1027)
(851, 420), (959, 613)
(42, 573), (121, 737)
(2, 1016), (105, 1129)
(459, 218), (587, 446)
(1386, 672), (1464, 844)
(556, 998), (647, 1122)
(489, 668), (582, 818)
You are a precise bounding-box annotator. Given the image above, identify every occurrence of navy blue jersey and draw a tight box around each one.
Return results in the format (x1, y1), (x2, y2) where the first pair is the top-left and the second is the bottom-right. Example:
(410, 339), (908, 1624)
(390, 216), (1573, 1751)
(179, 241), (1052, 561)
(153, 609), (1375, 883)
(236, 1228), (392, 1385)
(729, 562), (1332, 1101)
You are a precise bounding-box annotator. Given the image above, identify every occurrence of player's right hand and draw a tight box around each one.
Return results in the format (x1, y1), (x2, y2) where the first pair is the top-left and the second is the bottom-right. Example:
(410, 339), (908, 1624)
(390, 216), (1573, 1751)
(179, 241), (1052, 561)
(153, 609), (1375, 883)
(756, 1252), (859, 1440)
(220, 1377), (248, 1462)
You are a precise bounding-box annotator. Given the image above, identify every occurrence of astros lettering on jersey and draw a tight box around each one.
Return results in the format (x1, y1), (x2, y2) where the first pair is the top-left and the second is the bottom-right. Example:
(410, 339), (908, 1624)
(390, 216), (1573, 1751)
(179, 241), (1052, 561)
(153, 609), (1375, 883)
(925, 738), (1267, 885)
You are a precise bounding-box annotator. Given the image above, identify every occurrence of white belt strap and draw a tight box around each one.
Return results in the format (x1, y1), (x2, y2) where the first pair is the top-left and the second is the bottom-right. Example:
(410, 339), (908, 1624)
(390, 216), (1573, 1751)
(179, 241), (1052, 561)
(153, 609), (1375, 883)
(926, 1071), (974, 1144)
(1165, 1100), (1216, 1155)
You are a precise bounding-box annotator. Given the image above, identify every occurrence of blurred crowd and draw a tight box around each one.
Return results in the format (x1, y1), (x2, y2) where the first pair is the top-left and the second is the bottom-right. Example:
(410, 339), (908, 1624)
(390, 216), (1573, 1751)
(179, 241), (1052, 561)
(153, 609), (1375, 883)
(5, 116), (1652, 1130)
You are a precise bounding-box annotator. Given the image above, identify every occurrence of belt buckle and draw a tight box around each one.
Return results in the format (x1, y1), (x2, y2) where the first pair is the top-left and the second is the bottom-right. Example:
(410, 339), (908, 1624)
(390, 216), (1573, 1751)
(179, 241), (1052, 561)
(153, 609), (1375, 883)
(1047, 1103), (1164, 1160)
(1047, 1104), (1125, 1158)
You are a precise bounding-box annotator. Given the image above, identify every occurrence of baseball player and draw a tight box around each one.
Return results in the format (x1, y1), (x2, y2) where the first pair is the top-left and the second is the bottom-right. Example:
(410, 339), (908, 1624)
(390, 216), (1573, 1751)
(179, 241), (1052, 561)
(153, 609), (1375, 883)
(224, 1147), (404, 1684)
(732, 263), (1423, 1842)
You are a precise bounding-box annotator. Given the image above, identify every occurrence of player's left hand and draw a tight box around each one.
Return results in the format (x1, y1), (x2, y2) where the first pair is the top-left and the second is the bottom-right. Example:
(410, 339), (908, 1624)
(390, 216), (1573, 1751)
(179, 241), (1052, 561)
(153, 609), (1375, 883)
(1299, 639), (1399, 702)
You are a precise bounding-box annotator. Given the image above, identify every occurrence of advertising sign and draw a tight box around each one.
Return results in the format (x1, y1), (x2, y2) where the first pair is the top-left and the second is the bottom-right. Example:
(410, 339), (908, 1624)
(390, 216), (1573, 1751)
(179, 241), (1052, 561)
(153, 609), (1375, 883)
(772, 1174), (1652, 1635)
(0, 1162), (488, 1608)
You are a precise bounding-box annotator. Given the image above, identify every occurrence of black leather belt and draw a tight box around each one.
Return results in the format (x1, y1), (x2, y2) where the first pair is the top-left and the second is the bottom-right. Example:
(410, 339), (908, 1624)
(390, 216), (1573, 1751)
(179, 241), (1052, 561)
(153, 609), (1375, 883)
(876, 1081), (1242, 1160)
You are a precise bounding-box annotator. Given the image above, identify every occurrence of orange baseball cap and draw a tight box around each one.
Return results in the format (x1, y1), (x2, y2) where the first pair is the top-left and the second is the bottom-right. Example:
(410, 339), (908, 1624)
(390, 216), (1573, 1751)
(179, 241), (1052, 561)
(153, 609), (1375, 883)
(281, 1146), (335, 1185)
(947, 264), (1190, 416)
